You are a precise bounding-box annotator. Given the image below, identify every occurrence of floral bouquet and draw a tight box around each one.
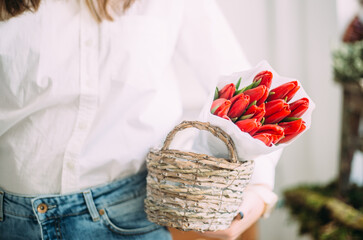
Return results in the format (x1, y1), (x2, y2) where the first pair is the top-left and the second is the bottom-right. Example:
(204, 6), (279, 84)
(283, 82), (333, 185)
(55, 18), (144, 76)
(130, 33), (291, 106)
(198, 60), (315, 160)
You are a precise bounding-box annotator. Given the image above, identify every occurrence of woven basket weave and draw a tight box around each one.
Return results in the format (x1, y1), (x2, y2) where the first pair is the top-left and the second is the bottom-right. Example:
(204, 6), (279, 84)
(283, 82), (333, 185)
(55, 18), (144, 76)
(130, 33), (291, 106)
(144, 121), (254, 232)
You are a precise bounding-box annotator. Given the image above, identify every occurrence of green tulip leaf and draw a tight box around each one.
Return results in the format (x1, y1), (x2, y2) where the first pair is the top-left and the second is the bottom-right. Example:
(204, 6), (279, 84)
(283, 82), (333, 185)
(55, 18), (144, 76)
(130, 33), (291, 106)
(241, 82), (254, 92)
(281, 117), (301, 122)
(247, 100), (257, 108)
(211, 105), (220, 114)
(236, 77), (242, 90)
(261, 117), (265, 125)
(235, 89), (244, 96)
(252, 79), (262, 88)
(239, 113), (254, 120)
(214, 87), (219, 100)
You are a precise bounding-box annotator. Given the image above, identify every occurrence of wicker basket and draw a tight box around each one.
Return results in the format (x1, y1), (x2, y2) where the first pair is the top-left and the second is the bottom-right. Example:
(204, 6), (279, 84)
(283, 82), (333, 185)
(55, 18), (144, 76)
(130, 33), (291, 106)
(144, 121), (254, 232)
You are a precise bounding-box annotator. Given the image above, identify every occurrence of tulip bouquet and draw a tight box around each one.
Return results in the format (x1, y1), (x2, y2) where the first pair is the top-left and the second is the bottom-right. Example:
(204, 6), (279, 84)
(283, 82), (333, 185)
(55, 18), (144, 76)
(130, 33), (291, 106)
(211, 71), (309, 146)
(198, 61), (315, 160)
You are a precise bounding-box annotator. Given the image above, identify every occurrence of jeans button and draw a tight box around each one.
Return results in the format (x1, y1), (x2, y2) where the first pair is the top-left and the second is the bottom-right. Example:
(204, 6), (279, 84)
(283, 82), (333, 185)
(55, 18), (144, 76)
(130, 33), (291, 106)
(37, 203), (48, 213)
(99, 209), (105, 215)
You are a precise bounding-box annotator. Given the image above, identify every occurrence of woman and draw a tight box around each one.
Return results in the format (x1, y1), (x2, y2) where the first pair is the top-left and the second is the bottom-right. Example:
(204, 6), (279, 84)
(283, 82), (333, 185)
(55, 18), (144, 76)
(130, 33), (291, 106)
(0, 0), (280, 239)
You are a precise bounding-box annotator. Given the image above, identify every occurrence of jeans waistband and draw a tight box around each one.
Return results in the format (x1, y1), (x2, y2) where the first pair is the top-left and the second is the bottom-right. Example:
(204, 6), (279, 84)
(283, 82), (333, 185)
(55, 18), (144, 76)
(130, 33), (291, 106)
(0, 170), (147, 223)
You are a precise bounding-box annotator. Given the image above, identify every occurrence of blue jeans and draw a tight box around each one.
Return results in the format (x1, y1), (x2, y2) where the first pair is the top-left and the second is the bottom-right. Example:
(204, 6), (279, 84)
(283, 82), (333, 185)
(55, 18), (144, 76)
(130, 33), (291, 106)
(0, 171), (171, 240)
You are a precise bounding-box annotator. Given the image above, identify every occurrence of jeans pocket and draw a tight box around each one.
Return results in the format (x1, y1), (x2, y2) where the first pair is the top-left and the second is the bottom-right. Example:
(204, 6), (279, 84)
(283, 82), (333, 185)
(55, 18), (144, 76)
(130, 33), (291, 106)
(100, 192), (162, 235)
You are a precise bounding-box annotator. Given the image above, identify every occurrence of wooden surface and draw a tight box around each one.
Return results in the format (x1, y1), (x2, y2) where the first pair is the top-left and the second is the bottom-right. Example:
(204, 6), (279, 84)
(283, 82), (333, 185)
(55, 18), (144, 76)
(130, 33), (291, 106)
(169, 223), (258, 240)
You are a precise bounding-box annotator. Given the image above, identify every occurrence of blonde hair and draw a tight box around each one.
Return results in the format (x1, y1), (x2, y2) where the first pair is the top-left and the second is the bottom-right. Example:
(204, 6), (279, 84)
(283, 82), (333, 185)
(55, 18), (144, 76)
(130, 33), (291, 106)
(0, 0), (135, 21)
(86, 0), (136, 22)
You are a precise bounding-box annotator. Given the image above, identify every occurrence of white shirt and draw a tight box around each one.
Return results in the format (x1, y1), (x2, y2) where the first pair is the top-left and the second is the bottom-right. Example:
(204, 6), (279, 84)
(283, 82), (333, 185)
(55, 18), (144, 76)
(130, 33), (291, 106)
(0, 0), (278, 195)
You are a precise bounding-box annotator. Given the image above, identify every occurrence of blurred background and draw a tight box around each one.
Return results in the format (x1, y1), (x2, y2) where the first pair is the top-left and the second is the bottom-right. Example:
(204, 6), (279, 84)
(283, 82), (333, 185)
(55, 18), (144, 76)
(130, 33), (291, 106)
(174, 0), (362, 239)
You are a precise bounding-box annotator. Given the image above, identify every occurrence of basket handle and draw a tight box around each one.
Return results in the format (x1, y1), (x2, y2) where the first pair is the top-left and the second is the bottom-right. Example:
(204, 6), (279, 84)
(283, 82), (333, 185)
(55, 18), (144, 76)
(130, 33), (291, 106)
(161, 121), (239, 163)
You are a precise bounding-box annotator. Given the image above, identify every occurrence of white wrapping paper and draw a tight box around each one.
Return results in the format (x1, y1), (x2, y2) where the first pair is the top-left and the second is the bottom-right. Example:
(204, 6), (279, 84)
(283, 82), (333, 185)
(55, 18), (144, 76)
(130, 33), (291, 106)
(197, 60), (316, 161)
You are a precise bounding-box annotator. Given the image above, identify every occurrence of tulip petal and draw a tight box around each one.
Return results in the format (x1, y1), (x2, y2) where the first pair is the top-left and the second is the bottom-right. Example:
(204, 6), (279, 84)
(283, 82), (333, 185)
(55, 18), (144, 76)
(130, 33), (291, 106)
(264, 109), (291, 124)
(255, 124), (285, 136)
(243, 103), (265, 122)
(277, 122), (306, 144)
(219, 83), (236, 100)
(211, 98), (227, 114)
(264, 100), (291, 124)
(267, 81), (297, 101)
(265, 107), (291, 123)
(256, 87), (269, 106)
(265, 99), (286, 117)
(214, 100), (232, 117)
(253, 70), (273, 89)
(288, 98), (309, 118)
(278, 119), (303, 135)
(244, 85), (268, 104)
(253, 133), (273, 146)
(286, 85), (300, 102)
(227, 94), (250, 118)
(270, 134), (285, 144)
(235, 119), (261, 135)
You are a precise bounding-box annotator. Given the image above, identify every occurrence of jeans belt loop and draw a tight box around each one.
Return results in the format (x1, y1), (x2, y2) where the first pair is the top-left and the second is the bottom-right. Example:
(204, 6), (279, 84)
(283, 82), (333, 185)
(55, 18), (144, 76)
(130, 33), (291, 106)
(83, 190), (100, 222)
(0, 190), (4, 221)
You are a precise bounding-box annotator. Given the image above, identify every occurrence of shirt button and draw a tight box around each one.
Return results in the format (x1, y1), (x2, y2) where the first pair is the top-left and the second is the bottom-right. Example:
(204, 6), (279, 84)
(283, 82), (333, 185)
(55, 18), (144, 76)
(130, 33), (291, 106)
(78, 122), (88, 130)
(85, 39), (93, 47)
(37, 203), (48, 213)
(67, 161), (75, 170)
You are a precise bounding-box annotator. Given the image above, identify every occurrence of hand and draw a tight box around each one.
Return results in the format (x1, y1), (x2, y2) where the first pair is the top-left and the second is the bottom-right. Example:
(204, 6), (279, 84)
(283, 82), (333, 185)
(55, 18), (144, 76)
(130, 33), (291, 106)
(196, 186), (266, 240)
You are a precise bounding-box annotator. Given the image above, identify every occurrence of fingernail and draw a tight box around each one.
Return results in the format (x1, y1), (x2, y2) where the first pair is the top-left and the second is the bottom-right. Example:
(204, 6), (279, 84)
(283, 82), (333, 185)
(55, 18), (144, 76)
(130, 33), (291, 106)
(239, 211), (244, 219)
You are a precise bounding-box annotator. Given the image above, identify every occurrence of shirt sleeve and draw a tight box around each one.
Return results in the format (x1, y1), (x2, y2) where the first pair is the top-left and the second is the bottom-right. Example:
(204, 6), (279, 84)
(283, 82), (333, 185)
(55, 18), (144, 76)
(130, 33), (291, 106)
(174, 0), (282, 190)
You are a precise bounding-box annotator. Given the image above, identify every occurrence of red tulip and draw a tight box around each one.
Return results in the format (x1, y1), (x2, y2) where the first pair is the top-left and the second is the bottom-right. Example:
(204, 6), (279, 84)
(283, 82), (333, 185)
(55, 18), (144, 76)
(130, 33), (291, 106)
(253, 133), (274, 147)
(211, 98), (232, 117)
(242, 103), (265, 122)
(255, 124), (284, 136)
(235, 119), (262, 135)
(278, 119), (303, 135)
(228, 93), (250, 118)
(267, 81), (300, 102)
(264, 99), (291, 124)
(211, 98), (225, 113)
(219, 83), (235, 100)
(270, 133), (285, 144)
(244, 85), (268, 106)
(285, 84), (300, 102)
(254, 124), (285, 145)
(278, 122), (306, 144)
(287, 98), (309, 118)
(253, 71), (273, 89)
